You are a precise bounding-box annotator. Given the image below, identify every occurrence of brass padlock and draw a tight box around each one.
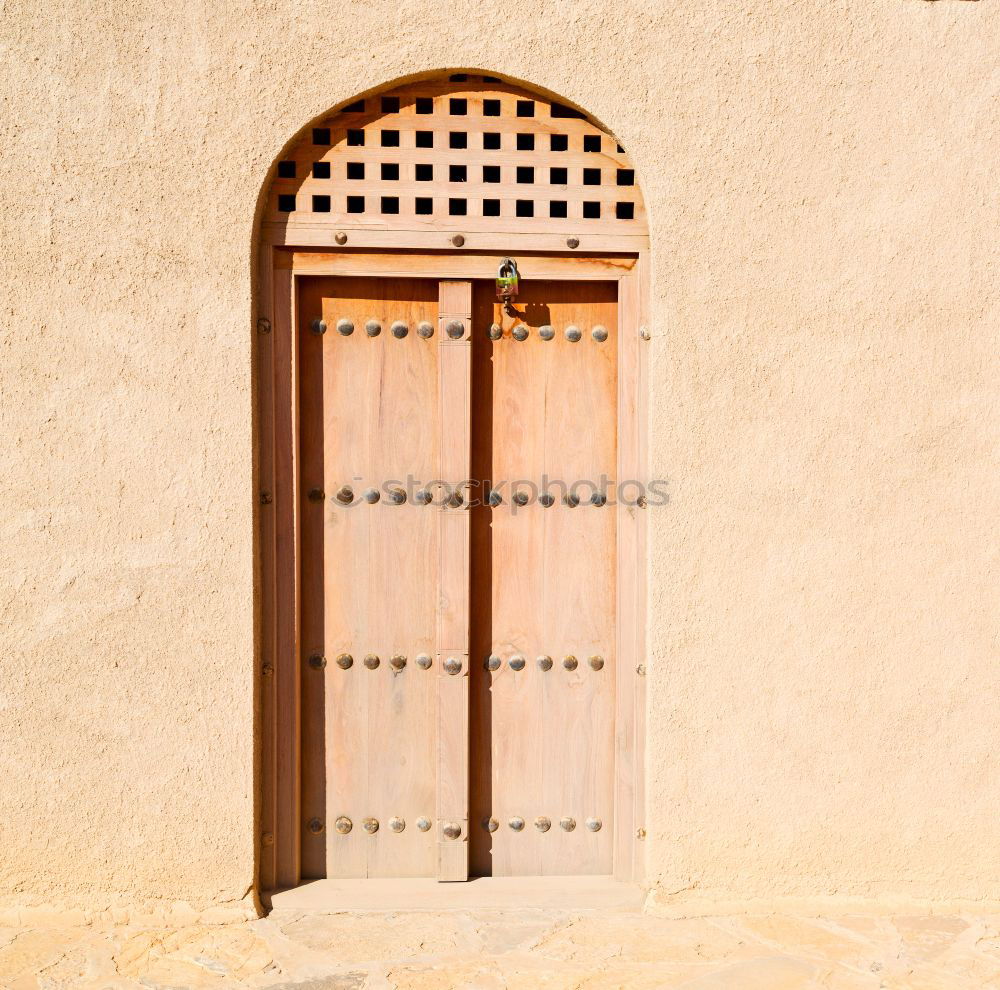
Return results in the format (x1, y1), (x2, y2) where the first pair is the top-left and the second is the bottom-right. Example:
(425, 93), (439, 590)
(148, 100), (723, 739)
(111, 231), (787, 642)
(496, 257), (519, 302)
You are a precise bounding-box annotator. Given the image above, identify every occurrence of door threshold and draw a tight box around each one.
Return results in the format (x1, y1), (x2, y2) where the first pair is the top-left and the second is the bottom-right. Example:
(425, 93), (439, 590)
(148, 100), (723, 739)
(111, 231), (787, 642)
(266, 875), (642, 913)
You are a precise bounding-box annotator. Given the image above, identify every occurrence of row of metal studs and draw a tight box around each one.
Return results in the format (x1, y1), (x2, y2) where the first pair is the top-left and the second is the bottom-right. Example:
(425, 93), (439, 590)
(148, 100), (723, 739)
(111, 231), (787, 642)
(309, 486), (613, 507)
(309, 815), (432, 835)
(307, 319), (608, 342)
(486, 653), (605, 672)
(308, 653), (605, 672)
(490, 323), (608, 342)
(309, 815), (603, 835)
(310, 318), (436, 338)
(308, 652), (434, 670)
(496, 490), (609, 507)
(485, 816), (602, 832)
(310, 486), (436, 505)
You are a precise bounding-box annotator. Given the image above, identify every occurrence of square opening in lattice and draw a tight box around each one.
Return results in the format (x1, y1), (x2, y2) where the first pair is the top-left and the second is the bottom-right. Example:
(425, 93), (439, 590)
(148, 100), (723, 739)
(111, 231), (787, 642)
(277, 194), (296, 212)
(347, 162), (364, 180)
(416, 131), (434, 148)
(312, 161), (330, 179)
(347, 196), (365, 213)
(415, 197), (433, 215)
(312, 195), (331, 212)
(516, 200), (534, 217)
(381, 196), (400, 214)
(484, 99), (501, 116)
(483, 133), (501, 150)
(313, 128), (331, 145)
(483, 199), (501, 216)
(381, 163), (400, 180)
(416, 97), (434, 114)
(347, 129), (364, 146)
(449, 198), (468, 215)
(416, 164), (433, 181)
(277, 161), (296, 178)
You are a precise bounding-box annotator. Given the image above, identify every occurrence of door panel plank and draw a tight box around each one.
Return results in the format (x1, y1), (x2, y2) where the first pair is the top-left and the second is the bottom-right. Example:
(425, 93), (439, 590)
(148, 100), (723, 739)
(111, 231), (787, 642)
(436, 281), (473, 881)
(542, 283), (618, 875)
(299, 276), (439, 879)
(258, 248), (279, 892)
(614, 268), (643, 881)
(470, 280), (619, 876)
(363, 283), (439, 878)
(483, 286), (547, 877)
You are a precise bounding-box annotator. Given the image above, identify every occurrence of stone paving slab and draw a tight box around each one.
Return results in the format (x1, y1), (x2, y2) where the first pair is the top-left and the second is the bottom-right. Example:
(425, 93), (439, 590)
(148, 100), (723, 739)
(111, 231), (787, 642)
(1, 908), (999, 989)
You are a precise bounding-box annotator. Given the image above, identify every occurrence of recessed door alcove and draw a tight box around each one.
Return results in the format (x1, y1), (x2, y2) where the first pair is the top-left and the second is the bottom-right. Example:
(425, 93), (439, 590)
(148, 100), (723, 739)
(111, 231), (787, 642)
(256, 72), (648, 899)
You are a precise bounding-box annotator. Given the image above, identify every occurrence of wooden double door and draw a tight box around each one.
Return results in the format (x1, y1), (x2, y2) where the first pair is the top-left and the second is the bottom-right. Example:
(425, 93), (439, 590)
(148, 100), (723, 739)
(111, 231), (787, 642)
(297, 269), (633, 881)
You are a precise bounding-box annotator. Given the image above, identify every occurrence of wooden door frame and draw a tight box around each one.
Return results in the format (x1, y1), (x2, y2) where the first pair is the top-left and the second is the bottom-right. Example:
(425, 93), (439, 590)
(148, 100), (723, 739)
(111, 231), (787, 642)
(256, 237), (649, 894)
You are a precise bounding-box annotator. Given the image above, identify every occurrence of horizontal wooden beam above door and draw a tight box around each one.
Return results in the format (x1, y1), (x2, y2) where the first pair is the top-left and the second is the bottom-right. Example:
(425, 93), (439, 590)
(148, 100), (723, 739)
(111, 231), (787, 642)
(278, 250), (638, 282)
(261, 221), (647, 256)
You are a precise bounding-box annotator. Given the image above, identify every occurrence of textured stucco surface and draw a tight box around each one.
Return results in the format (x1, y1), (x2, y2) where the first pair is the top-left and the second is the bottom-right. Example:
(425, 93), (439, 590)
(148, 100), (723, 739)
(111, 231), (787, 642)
(0, 1), (997, 913)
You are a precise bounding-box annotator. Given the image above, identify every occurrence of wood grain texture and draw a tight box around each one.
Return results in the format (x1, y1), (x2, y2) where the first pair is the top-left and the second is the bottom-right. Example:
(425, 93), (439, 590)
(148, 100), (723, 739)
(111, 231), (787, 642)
(613, 269), (641, 882)
(436, 280), (473, 881)
(470, 280), (619, 876)
(274, 266), (301, 889)
(285, 251), (637, 281)
(437, 652), (469, 881)
(264, 225), (647, 254)
(257, 245), (277, 893)
(299, 276), (439, 878)
(631, 255), (649, 884)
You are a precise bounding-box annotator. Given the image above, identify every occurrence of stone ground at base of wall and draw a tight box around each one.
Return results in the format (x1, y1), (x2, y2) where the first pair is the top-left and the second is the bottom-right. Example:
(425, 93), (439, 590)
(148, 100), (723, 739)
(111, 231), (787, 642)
(1, 908), (999, 989)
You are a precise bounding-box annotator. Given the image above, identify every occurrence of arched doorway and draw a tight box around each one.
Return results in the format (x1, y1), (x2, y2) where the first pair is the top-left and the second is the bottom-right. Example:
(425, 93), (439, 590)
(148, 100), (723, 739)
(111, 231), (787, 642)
(256, 72), (648, 894)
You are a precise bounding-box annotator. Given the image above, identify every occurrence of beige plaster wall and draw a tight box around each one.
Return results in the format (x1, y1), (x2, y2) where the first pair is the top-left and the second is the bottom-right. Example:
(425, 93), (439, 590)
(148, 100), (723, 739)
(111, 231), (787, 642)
(1, 1), (996, 914)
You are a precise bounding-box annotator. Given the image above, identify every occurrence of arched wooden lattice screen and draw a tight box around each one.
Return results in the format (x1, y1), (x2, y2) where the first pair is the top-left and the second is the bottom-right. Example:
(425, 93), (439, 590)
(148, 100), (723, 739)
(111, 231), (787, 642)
(264, 73), (646, 239)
